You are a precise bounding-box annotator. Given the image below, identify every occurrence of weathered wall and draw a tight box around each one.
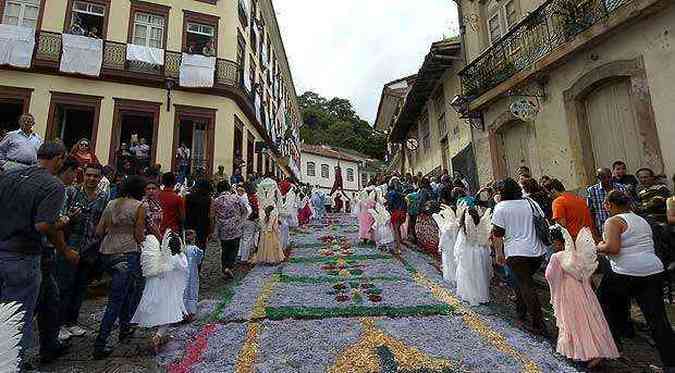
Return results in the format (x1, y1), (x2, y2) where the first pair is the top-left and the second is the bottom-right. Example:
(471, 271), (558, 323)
(474, 4), (675, 190)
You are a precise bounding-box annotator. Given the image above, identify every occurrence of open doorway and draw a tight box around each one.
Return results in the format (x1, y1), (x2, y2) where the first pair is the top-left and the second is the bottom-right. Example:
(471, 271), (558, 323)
(0, 86), (32, 140)
(110, 99), (160, 173)
(173, 106), (215, 178)
(0, 102), (24, 139)
(178, 118), (208, 176)
(52, 105), (95, 151)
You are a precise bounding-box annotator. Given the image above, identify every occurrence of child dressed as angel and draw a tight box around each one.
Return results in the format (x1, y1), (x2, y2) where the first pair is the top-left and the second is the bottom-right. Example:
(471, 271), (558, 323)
(132, 231), (188, 352)
(545, 226), (619, 368)
(454, 206), (493, 306)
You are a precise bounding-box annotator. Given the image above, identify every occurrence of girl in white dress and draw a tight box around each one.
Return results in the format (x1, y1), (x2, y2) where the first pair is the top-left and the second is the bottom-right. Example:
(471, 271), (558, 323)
(132, 231), (188, 351)
(433, 204), (463, 283)
(454, 207), (493, 306)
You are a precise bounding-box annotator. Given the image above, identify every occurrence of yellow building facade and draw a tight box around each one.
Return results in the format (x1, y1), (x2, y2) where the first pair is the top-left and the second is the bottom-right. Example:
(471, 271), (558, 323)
(0, 0), (301, 178)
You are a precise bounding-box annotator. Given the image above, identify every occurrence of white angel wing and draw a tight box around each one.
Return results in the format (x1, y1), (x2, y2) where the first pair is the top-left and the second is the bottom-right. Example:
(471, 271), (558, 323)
(574, 227), (599, 280)
(475, 208), (493, 245)
(141, 234), (169, 277)
(432, 212), (445, 231)
(463, 209), (480, 243)
(0, 302), (24, 373)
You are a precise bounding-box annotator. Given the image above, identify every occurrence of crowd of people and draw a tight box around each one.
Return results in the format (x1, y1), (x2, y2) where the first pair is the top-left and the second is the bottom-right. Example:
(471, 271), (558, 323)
(1, 113), (674, 371)
(352, 164), (675, 371)
(0, 116), (329, 371)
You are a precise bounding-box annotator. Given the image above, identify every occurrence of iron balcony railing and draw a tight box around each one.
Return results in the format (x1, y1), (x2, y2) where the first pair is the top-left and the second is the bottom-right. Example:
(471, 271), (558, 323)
(33, 31), (242, 90)
(458, 0), (633, 99)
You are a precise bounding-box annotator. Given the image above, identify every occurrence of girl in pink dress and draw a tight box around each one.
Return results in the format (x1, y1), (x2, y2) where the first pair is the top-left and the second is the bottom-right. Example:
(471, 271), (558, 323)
(356, 189), (376, 243)
(545, 226), (619, 368)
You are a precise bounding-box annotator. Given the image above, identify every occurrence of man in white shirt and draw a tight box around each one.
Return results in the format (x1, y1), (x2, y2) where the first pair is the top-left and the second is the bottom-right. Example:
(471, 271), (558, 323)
(0, 113), (43, 171)
(491, 177), (547, 335)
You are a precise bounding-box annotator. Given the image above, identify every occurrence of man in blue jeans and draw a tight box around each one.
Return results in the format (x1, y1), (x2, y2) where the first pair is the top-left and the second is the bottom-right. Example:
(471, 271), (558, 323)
(0, 142), (79, 370)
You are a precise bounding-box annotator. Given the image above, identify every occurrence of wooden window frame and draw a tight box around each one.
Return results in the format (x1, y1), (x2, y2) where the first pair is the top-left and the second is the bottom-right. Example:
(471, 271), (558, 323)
(182, 9), (219, 56)
(127, 0), (170, 48)
(346, 167), (354, 182)
(109, 98), (161, 167)
(63, 0), (111, 40)
(0, 0), (46, 30)
(172, 104), (216, 176)
(487, 11), (502, 45)
(233, 115), (244, 173)
(0, 85), (32, 113)
(320, 164), (329, 179)
(46, 91), (103, 152)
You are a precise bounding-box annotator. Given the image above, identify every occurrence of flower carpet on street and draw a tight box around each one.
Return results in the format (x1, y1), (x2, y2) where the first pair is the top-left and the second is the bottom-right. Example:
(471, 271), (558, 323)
(160, 214), (579, 373)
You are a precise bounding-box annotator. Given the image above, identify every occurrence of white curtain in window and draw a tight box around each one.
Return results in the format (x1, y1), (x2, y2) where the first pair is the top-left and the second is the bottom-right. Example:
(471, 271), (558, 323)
(0, 23), (35, 68)
(126, 44), (164, 65)
(60, 33), (102, 76)
(179, 53), (215, 88)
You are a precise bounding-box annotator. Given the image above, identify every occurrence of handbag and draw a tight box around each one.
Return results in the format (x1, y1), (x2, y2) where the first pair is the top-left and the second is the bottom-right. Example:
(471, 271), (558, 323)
(526, 197), (551, 246)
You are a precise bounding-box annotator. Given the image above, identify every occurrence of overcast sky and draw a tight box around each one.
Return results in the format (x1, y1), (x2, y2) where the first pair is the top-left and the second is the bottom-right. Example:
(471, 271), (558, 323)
(274, 0), (459, 124)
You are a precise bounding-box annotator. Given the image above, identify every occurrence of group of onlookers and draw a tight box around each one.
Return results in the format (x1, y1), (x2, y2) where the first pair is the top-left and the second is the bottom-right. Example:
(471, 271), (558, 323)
(358, 160), (674, 370)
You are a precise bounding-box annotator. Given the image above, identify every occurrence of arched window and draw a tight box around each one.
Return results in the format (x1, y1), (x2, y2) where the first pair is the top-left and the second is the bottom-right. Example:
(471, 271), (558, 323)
(307, 161), (316, 176)
(346, 168), (354, 182)
(321, 164), (329, 178)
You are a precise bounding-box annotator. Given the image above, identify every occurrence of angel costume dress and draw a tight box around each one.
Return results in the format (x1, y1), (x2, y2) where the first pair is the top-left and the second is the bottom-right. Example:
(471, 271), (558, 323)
(545, 227), (619, 362)
(433, 205), (461, 283)
(132, 234), (188, 328)
(356, 189), (376, 242)
(454, 208), (493, 306)
(251, 179), (285, 264)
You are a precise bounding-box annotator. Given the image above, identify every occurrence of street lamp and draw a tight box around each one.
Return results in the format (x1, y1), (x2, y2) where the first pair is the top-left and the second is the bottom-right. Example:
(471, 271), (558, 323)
(450, 95), (484, 130)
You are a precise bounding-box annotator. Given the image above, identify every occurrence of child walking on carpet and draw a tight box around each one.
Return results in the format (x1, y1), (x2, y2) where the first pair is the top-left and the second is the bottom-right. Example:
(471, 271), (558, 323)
(545, 226), (619, 368)
(132, 230), (188, 351)
(183, 230), (203, 322)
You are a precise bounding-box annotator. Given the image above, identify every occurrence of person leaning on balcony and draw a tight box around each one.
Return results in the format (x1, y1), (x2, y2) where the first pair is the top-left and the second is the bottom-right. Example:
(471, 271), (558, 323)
(202, 39), (216, 57)
(596, 190), (675, 371)
(0, 113), (44, 172)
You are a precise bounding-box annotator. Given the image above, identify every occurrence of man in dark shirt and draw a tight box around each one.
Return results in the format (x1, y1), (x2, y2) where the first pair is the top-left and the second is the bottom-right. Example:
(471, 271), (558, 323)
(612, 160), (639, 199)
(0, 142), (79, 367)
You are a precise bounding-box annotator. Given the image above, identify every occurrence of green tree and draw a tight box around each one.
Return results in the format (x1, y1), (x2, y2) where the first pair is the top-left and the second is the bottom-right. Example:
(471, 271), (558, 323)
(298, 91), (386, 160)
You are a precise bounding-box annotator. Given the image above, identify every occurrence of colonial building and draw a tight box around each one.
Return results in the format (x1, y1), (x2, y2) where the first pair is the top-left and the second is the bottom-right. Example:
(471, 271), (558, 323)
(299, 143), (378, 194)
(0, 0), (301, 178)
(377, 38), (477, 188)
(454, 0), (674, 189)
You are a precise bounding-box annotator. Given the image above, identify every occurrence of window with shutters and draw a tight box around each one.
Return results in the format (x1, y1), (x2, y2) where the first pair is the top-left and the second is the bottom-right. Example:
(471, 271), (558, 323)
(487, 12), (502, 44)
(361, 173), (368, 187)
(321, 164), (329, 179)
(307, 161), (316, 177)
(2, 0), (41, 28)
(346, 168), (354, 182)
(420, 112), (431, 151)
(433, 90), (447, 138)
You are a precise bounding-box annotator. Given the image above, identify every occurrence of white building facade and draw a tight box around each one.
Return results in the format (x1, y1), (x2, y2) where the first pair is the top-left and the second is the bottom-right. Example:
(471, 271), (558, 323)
(300, 144), (366, 194)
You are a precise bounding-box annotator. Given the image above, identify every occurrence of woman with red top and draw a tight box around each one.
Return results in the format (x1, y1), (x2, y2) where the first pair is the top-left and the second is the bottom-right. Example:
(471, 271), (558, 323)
(70, 138), (99, 183)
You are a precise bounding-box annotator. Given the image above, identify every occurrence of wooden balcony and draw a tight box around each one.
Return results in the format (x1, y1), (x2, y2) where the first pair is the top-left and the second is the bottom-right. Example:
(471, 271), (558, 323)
(458, 0), (636, 102)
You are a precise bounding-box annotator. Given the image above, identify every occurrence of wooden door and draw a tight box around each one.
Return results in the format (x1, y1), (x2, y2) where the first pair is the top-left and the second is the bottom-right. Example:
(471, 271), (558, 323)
(499, 120), (533, 178)
(584, 79), (641, 172)
(440, 139), (449, 172)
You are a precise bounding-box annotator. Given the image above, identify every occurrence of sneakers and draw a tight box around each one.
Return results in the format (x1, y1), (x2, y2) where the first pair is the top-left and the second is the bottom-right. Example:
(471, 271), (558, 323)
(58, 327), (72, 341)
(67, 324), (87, 337)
